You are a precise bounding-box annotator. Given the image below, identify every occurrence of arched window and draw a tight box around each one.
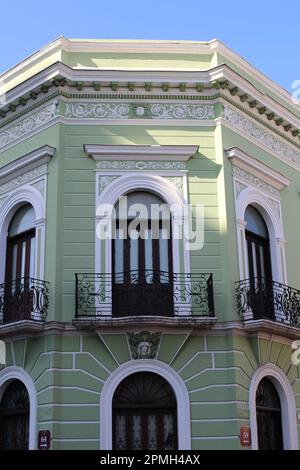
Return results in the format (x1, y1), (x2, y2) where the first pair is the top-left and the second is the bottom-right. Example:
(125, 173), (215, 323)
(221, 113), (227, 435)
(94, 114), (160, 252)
(256, 378), (283, 450)
(112, 372), (177, 450)
(6, 204), (36, 282)
(112, 191), (173, 316)
(4, 204), (36, 323)
(0, 380), (30, 450)
(245, 205), (274, 319)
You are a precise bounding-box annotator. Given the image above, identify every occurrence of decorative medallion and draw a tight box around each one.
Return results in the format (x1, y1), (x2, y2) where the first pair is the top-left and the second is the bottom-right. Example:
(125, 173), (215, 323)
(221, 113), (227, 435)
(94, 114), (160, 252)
(128, 331), (161, 359)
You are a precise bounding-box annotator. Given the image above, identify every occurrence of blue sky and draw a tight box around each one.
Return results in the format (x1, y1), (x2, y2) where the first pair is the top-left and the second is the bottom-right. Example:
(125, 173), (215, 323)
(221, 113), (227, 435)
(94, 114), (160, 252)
(1, 0), (299, 93)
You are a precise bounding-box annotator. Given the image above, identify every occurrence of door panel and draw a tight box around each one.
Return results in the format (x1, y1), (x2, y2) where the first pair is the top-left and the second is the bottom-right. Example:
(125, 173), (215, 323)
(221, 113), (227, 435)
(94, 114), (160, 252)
(112, 221), (173, 316)
(246, 231), (274, 319)
(113, 411), (176, 450)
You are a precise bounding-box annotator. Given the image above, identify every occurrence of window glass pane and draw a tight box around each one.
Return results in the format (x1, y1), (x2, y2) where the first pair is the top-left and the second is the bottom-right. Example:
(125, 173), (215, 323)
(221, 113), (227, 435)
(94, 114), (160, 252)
(245, 206), (268, 238)
(144, 230), (153, 273)
(11, 244), (18, 281)
(259, 246), (265, 279)
(252, 242), (258, 279)
(164, 414), (174, 450)
(29, 237), (36, 278)
(114, 230), (124, 283)
(20, 241), (26, 278)
(132, 415), (142, 450)
(148, 415), (158, 450)
(130, 238), (139, 274)
(159, 229), (169, 283)
(8, 205), (35, 237)
(115, 415), (126, 450)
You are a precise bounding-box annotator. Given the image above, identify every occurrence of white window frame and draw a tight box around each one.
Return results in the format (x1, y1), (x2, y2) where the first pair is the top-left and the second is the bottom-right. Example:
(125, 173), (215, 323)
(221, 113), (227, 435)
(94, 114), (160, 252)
(100, 359), (191, 450)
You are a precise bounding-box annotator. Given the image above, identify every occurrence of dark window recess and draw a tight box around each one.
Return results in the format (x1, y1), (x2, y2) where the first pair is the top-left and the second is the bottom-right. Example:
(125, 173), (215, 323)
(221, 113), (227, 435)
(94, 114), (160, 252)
(256, 378), (283, 450)
(0, 380), (29, 450)
(113, 372), (177, 450)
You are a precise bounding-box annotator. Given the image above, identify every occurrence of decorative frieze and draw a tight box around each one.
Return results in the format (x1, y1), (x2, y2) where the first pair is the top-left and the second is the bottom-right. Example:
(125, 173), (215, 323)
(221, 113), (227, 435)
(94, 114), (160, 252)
(65, 102), (216, 121)
(150, 103), (215, 120)
(128, 331), (161, 359)
(0, 101), (58, 149)
(65, 103), (129, 119)
(233, 166), (280, 198)
(96, 160), (187, 171)
(0, 165), (47, 196)
(224, 106), (300, 166)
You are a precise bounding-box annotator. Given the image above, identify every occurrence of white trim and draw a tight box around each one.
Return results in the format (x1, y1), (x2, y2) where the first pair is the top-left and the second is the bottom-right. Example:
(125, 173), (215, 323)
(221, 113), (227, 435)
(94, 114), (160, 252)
(249, 364), (298, 450)
(0, 366), (37, 449)
(226, 147), (291, 190)
(85, 144), (198, 161)
(0, 185), (46, 285)
(100, 359), (191, 450)
(0, 145), (55, 183)
(95, 173), (190, 316)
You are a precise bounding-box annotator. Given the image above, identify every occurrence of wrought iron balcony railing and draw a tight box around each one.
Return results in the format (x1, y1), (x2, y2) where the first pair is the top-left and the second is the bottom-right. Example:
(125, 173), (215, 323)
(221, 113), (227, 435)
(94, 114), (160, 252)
(236, 277), (300, 328)
(0, 277), (49, 324)
(75, 270), (215, 318)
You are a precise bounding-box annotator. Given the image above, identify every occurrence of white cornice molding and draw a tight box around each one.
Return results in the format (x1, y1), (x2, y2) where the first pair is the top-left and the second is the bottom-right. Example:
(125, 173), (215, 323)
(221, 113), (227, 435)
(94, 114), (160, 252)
(84, 144), (198, 161)
(2, 37), (300, 118)
(226, 146), (291, 190)
(0, 145), (55, 183)
(2, 59), (300, 131)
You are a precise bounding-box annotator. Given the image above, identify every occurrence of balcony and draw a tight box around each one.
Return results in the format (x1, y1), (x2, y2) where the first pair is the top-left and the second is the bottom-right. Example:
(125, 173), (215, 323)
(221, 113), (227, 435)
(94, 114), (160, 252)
(75, 271), (215, 323)
(0, 277), (49, 325)
(236, 277), (300, 328)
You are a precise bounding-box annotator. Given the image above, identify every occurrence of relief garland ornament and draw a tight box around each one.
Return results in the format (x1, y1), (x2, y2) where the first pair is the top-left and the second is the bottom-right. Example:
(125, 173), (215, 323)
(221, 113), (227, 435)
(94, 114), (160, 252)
(224, 106), (300, 166)
(233, 165), (281, 198)
(0, 101), (58, 149)
(65, 102), (215, 120)
(128, 331), (161, 359)
(0, 165), (48, 196)
(96, 160), (186, 170)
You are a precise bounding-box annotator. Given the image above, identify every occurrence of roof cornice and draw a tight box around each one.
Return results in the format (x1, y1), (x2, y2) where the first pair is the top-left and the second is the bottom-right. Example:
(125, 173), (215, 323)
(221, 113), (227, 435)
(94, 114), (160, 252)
(1, 62), (300, 135)
(1, 37), (298, 116)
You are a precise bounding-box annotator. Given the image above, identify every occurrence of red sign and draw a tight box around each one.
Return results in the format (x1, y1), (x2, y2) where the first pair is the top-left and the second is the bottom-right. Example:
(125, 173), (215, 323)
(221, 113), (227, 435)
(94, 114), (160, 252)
(38, 430), (51, 450)
(240, 427), (251, 446)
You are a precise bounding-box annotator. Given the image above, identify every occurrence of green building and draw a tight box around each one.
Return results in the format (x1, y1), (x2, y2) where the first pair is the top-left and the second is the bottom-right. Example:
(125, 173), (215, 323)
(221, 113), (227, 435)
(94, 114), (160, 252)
(0, 38), (300, 450)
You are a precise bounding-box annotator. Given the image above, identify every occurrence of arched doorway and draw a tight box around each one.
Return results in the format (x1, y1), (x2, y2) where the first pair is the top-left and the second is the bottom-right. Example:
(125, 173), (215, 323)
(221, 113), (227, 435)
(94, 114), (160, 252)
(4, 204), (36, 323)
(256, 377), (283, 450)
(0, 380), (30, 449)
(245, 205), (274, 319)
(112, 372), (177, 450)
(112, 191), (173, 316)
